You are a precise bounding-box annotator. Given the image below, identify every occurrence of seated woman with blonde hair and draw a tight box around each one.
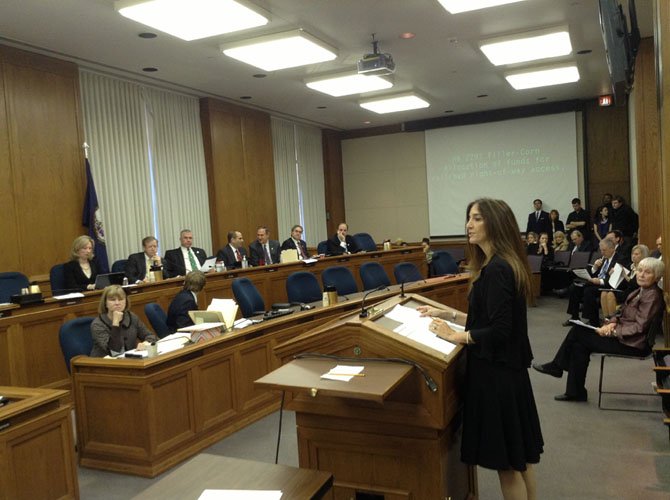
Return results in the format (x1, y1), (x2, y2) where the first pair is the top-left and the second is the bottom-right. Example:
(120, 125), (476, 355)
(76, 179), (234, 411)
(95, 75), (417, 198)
(552, 231), (569, 252)
(64, 235), (99, 291)
(601, 244), (649, 319)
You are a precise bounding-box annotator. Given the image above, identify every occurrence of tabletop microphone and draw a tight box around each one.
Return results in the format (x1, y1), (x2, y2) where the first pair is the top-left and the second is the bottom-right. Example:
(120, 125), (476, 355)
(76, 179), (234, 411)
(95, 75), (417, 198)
(359, 285), (388, 318)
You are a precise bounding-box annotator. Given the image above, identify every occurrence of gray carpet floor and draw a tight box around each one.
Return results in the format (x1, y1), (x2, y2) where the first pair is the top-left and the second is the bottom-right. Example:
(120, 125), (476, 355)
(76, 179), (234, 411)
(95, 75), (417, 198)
(77, 296), (670, 499)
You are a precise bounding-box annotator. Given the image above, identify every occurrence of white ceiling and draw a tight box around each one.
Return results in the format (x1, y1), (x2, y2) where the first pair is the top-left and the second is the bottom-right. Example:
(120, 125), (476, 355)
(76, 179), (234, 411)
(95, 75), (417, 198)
(0, 0), (654, 131)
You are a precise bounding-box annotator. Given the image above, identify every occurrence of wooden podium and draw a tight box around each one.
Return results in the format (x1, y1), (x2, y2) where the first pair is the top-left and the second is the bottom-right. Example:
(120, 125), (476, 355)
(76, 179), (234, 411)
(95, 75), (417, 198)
(257, 293), (476, 499)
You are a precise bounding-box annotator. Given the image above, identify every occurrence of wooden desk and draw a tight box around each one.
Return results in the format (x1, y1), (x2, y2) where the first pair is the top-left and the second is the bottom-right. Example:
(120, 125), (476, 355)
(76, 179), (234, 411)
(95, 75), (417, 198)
(70, 277), (468, 478)
(0, 386), (78, 500)
(136, 455), (333, 500)
(0, 247), (428, 391)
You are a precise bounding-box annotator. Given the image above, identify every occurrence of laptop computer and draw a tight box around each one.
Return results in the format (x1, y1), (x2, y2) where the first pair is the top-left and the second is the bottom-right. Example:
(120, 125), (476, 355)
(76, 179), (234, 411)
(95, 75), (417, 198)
(94, 272), (126, 289)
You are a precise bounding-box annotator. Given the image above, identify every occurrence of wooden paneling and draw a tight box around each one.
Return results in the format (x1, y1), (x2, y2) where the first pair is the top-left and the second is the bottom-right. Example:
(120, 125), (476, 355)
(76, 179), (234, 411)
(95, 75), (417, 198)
(0, 45), (84, 277)
(323, 129), (346, 235)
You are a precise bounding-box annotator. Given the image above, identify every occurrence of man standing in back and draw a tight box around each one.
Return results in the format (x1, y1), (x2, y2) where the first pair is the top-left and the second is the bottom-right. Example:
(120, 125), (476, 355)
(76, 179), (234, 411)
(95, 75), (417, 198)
(526, 199), (551, 236)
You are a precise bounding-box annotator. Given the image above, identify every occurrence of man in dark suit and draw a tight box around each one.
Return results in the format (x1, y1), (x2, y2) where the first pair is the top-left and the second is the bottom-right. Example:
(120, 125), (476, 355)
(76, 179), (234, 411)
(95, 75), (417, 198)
(125, 236), (162, 283)
(280, 224), (309, 260)
(526, 199), (551, 235)
(248, 226), (280, 266)
(166, 271), (206, 333)
(611, 195), (639, 247)
(163, 229), (208, 278)
(568, 229), (593, 254)
(563, 238), (621, 326)
(605, 229), (631, 267)
(326, 222), (359, 255)
(217, 230), (248, 269)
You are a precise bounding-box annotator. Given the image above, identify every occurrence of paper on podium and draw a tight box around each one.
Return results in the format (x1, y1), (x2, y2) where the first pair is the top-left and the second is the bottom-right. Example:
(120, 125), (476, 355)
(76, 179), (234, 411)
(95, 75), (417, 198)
(198, 490), (282, 500)
(321, 365), (365, 381)
(208, 298), (238, 329)
(386, 304), (461, 355)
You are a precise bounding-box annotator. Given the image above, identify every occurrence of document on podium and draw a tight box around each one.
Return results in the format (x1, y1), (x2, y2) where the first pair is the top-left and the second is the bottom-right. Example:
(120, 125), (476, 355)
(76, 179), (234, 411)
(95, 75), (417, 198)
(198, 490), (282, 500)
(386, 304), (461, 355)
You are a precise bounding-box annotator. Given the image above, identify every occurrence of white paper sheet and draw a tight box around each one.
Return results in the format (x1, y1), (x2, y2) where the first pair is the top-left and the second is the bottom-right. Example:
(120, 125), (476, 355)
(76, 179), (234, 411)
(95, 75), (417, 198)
(198, 490), (282, 500)
(321, 365), (364, 381)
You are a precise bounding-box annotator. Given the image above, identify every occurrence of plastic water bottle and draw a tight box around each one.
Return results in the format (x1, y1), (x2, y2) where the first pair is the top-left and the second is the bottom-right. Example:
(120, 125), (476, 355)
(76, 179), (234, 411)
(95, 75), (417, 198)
(241, 255), (248, 269)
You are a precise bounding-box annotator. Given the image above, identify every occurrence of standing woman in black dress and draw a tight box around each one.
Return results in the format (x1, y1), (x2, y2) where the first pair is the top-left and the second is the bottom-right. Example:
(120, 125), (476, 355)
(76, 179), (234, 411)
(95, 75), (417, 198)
(419, 198), (543, 499)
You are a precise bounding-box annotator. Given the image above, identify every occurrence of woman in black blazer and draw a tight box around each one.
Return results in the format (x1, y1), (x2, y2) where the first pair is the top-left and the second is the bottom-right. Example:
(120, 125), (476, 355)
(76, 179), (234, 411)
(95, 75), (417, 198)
(63, 235), (98, 291)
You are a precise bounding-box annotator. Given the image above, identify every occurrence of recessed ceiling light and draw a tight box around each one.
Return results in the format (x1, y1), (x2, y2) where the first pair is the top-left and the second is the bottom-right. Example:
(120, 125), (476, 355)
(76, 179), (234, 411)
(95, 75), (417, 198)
(252, 73), (267, 78)
(437, 0), (526, 14)
(240, 95), (252, 100)
(115, 0), (269, 41)
(138, 32), (157, 39)
(505, 65), (580, 90)
(476, 94), (488, 98)
(305, 72), (392, 97)
(221, 29), (337, 71)
(399, 32), (415, 39)
(317, 106), (327, 109)
(142, 67), (158, 72)
(359, 92), (430, 114)
(577, 49), (592, 55)
(480, 27), (572, 66)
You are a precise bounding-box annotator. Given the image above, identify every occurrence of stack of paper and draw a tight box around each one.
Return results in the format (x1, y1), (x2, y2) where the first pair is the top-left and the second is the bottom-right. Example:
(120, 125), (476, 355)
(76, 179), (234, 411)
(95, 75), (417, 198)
(385, 304), (461, 356)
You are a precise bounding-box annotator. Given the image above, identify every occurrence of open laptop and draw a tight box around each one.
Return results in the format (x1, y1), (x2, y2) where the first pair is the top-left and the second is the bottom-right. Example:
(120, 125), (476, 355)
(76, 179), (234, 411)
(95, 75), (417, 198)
(94, 272), (126, 289)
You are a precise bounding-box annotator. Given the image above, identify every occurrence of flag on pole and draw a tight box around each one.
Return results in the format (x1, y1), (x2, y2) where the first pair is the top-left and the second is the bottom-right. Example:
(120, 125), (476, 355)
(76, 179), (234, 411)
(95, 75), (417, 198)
(82, 158), (110, 273)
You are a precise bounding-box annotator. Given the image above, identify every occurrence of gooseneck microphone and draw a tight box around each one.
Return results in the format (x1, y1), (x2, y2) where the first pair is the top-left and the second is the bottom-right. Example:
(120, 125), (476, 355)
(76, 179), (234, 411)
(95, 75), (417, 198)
(359, 285), (389, 318)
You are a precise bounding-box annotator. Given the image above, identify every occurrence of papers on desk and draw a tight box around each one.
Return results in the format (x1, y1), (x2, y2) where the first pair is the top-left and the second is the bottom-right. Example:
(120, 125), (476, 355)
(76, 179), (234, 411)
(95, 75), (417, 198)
(386, 304), (461, 356)
(53, 292), (85, 300)
(321, 365), (364, 381)
(572, 268), (592, 280)
(302, 258), (319, 264)
(178, 322), (224, 332)
(198, 490), (282, 500)
(157, 332), (192, 353)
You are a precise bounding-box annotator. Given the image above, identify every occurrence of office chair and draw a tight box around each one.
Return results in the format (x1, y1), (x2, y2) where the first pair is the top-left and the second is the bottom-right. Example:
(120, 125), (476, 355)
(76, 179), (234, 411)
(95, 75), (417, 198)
(321, 266), (358, 296)
(0, 272), (30, 303)
(430, 251), (459, 276)
(111, 259), (128, 274)
(58, 317), (94, 373)
(286, 272), (322, 304)
(359, 262), (391, 291)
(352, 232), (377, 252)
(50, 263), (67, 295)
(232, 278), (266, 317)
(393, 262), (423, 284)
(144, 303), (171, 339)
(317, 240), (329, 255)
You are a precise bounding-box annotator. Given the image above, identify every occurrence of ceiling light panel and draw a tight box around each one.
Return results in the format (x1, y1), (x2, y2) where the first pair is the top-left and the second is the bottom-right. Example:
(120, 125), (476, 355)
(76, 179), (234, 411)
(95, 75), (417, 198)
(306, 73), (392, 97)
(480, 29), (572, 66)
(505, 65), (580, 90)
(222, 30), (337, 71)
(359, 93), (430, 114)
(115, 0), (269, 41)
(437, 0), (526, 14)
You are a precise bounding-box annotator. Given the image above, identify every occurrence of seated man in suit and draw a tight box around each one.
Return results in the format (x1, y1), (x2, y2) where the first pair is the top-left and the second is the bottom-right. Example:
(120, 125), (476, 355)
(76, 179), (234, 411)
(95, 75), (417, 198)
(166, 270), (206, 333)
(605, 229), (632, 268)
(163, 229), (208, 278)
(125, 236), (162, 283)
(651, 235), (662, 259)
(217, 231), (248, 269)
(563, 238), (621, 327)
(281, 224), (309, 260)
(526, 198), (551, 236)
(326, 222), (359, 255)
(249, 226), (280, 266)
(551, 230), (594, 296)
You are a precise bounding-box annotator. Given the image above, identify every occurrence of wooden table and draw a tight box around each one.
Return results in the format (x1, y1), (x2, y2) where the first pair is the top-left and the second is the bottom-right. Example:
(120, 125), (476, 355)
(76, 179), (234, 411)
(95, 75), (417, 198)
(0, 386), (79, 500)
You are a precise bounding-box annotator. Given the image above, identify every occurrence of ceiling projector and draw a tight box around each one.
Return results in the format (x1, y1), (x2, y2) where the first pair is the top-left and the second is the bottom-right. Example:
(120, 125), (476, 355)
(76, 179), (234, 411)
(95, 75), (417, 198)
(357, 36), (395, 76)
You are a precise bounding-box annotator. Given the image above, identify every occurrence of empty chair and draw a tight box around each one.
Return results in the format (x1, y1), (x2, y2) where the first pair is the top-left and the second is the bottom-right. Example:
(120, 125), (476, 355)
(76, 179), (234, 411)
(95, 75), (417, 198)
(111, 259), (128, 274)
(232, 278), (266, 317)
(431, 251), (459, 276)
(50, 263), (67, 295)
(58, 317), (94, 373)
(394, 262), (423, 284)
(359, 262), (391, 291)
(0, 272), (30, 302)
(352, 232), (376, 252)
(445, 247), (466, 263)
(321, 266), (358, 296)
(552, 250), (571, 266)
(286, 272), (322, 304)
(144, 303), (171, 339)
(317, 240), (329, 255)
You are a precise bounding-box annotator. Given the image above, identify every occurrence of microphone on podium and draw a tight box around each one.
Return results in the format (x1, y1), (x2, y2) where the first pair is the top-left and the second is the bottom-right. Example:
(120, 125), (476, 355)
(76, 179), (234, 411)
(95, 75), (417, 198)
(359, 285), (388, 318)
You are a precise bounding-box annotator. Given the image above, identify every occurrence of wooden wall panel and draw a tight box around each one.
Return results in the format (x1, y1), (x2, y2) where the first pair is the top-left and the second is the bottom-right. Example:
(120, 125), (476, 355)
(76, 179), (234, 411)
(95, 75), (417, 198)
(0, 45), (84, 278)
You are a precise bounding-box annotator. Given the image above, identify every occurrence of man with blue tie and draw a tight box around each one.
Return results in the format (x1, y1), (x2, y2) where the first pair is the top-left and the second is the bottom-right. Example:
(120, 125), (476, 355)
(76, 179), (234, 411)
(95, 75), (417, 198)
(563, 238), (620, 326)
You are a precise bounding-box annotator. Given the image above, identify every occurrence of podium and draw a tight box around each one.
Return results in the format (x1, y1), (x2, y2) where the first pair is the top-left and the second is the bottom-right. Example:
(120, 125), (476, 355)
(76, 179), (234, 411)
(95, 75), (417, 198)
(256, 293), (476, 499)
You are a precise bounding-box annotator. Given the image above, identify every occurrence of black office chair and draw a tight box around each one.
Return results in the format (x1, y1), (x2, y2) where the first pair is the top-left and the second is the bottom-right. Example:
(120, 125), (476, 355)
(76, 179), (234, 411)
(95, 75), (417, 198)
(0, 272), (29, 302)
(50, 263), (67, 295)
(111, 259), (128, 274)
(58, 317), (94, 373)
(232, 278), (266, 317)
(321, 266), (358, 296)
(352, 232), (376, 252)
(317, 240), (329, 255)
(359, 262), (391, 291)
(393, 262), (423, 284)
(430, 251), (459, 276)
(144, 303), (171, 338)
(286, 272), (322, 303)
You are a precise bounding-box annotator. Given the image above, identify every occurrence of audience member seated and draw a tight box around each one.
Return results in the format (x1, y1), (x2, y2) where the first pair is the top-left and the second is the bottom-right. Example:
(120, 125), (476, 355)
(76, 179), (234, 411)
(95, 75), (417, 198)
(525, 231), (538, 255)
(248, 226), (280, 266)
(601, 244), (649, 319)
(125, 236), (162, 283)
(549, 209), (565, 239)
(526, 198), (551, 235)
(605, 229), (632, 267)
(166, 270), (206, 334)
(217, 231), (248, 269)
(421, 237), (433, 264)
(327, 222), (359, 255)
(163, 229), (207, 278)
(64, 235), (99, 291)
(90, 285), (156, 357)
(568, 229), (593, 254)
(552, 231), (569, 252)
(593, 206), (612, 244)
(651, 235), (662, 259)
(565, 197), (590, 238)
(563, 238), (622, 327)
(280, 224), (310, 260)
(535, 232), (553, 263)
(533, 257), (665, 402)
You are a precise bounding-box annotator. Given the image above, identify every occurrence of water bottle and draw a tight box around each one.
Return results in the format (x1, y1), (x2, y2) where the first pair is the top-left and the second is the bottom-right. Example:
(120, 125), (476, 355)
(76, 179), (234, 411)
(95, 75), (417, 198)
(122, 277), (129, 286)
(241, 255), (248, 269)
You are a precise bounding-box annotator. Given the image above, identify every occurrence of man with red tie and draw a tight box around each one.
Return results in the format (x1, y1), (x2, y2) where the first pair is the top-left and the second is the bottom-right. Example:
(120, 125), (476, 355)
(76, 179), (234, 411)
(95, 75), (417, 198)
(249, 226), (281, 266)
(280, 224), (309, 260)
(217, 231), (248, 269)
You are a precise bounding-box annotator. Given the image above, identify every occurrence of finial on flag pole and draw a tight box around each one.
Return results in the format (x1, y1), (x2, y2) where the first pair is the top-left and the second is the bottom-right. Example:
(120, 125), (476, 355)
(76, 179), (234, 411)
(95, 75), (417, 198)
(82, 142), (90, 159)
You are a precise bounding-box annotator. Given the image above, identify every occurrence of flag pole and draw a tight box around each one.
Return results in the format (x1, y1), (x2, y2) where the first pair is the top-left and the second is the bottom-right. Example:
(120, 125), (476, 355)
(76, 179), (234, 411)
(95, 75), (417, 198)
(82, 142), (89, 159)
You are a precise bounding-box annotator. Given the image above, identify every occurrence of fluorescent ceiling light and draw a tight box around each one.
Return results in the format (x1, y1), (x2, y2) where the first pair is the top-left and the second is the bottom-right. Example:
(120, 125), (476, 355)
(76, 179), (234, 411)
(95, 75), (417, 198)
(480, 29), (572, 66)
(359, 93), (430, 114)
(505, 65), (580, 90)
(222, 30), (337, 71)
(306, 72), (393, 97)
(437, 0), (526, 14)
(115, 0), (269, 41)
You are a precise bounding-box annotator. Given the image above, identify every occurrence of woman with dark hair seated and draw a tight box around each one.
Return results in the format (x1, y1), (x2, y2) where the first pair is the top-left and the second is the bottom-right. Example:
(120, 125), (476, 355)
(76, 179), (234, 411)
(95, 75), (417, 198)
(533, 257), (665, 402)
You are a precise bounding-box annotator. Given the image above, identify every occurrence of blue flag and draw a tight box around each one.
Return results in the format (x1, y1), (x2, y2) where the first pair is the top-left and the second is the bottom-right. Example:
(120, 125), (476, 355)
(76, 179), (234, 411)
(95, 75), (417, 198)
(82, 159), (110, 273)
